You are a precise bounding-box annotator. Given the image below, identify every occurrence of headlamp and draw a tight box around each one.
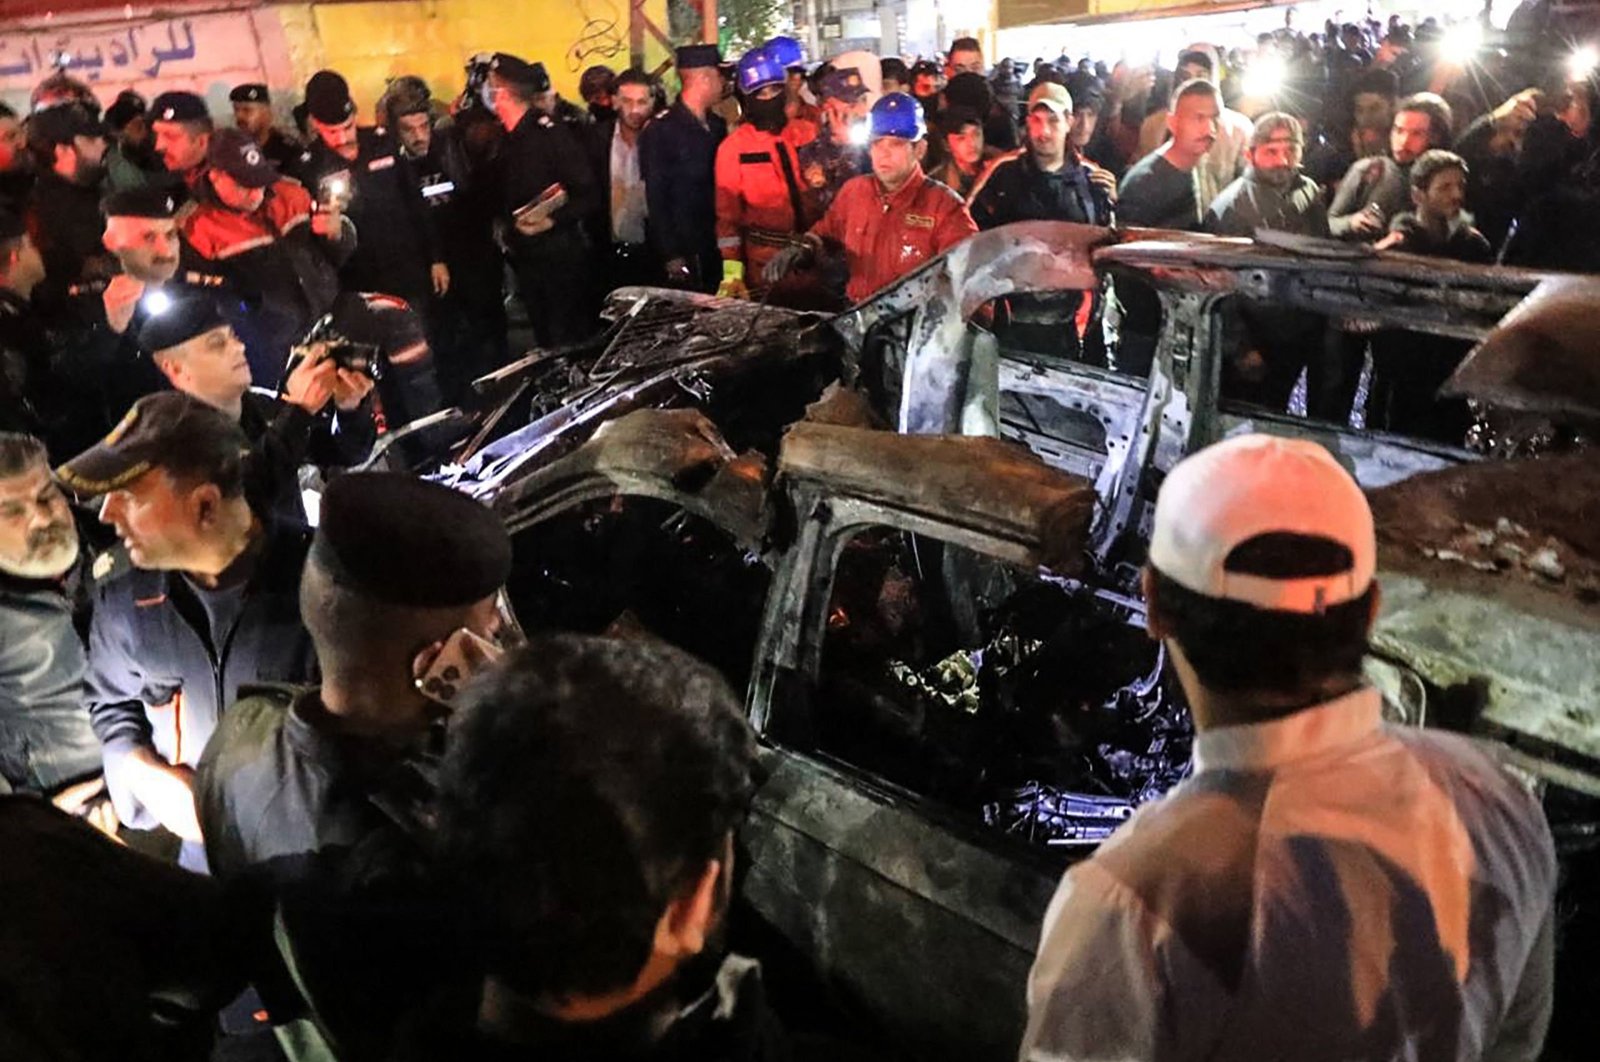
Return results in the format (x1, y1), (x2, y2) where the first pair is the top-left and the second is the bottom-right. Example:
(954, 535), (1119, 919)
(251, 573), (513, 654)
(142, 289), (172, 317)
(1568, 44), (1599, 81)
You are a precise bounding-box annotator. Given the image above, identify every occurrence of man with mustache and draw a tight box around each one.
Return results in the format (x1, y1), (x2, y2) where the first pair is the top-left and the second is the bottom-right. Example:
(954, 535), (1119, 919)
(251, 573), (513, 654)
(61, 392), (318, 869)
(0, 432), (104, 804)
(1205, 113), (1334, 414)
(1113, 80), (1220, 377)
(25, 104), (112, 311)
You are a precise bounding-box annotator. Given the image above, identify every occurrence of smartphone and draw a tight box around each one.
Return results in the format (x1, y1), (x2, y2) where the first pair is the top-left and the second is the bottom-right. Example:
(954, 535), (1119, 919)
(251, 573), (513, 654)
(415, 627), (502, 706)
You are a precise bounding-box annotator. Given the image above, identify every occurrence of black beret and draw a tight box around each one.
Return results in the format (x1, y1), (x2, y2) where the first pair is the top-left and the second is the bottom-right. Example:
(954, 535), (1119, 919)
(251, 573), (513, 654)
(104, 90), (147, 131)
(310, 472), (512, 608)
(102, 185), (178, 219)
(56, 392), (247, 497)
(230, 83), (270, 104)
(150, 91), (210, 124)
(305, 70), (357, 124)
(675, 44), (721, 71)
(138, 294), (228, 355)
(488, 53), (549, 92)
(0, 209), (25, 240)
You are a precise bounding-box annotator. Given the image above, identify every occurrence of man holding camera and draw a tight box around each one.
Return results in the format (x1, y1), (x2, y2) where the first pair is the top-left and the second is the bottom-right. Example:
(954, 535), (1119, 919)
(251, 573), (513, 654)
(140, 296), (374, 522)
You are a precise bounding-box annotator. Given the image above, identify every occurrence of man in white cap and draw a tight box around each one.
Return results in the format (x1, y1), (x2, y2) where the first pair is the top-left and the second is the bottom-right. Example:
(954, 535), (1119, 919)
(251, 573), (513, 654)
(1020, 434), (1556, 1062)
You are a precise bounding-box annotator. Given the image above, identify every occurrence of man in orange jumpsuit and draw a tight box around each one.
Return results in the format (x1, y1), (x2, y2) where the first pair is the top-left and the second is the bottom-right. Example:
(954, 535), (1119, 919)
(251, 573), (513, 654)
(764, 93), (977, 306)
(714, 47), (817, 298)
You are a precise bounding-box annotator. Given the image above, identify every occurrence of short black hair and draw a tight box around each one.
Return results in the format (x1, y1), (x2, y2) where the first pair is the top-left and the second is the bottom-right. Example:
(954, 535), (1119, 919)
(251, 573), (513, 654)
(0, 432), (46, 479)
(1149, 532), (1374, 696)
(950, 37), (982, 58)
(488, 70), (536, 106)
(614, 68), (653, 93)
(0, 102), (15, 121)
(1177, 50), (1215, 74)
(1410, 148), (1468, 192)
(298, 557), (476, 687)
(437, 635), (759, 1000)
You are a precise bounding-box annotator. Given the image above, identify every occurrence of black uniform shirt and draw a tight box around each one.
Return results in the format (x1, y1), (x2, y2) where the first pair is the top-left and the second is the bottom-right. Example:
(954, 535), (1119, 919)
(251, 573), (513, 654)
(296, 129), (441, 308)
(638, 101), (727, 273)
(970, 151), (1113, 229)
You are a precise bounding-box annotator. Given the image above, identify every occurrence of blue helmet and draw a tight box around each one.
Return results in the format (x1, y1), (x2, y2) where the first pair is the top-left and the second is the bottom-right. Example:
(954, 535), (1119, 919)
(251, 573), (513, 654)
(736, 48), (786, 95)
(764, 35), (804, 69)
(868, 92), (927, 142)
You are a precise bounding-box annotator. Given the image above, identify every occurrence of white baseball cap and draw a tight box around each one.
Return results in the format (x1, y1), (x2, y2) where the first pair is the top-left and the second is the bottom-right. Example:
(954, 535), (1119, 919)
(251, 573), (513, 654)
(1147, 434), (1375, 614)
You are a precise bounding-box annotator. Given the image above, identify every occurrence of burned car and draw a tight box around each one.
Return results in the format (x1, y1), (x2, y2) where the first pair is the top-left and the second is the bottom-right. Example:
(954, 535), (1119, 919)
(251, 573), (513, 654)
(383, 223), (1600, 1060)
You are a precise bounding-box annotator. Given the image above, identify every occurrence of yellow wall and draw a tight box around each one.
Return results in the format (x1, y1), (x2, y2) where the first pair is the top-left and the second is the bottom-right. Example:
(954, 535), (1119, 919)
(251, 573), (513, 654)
(277, 0), (672, 121)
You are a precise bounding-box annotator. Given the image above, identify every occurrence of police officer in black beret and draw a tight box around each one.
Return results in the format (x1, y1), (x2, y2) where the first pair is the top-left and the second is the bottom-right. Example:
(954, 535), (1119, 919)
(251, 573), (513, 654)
(195, 470), (512, 884)
(485, 52), (602, 347)
(230, 82), (301, 175)
(638, 44), (728, 292)
(294, 70), (447, 330)
(61, 391), (320, 870)
(148, 91), (214, 189)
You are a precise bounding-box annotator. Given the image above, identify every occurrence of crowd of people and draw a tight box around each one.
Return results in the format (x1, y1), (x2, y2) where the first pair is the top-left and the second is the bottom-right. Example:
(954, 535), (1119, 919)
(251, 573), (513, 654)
(0, 8), (1580, 1062)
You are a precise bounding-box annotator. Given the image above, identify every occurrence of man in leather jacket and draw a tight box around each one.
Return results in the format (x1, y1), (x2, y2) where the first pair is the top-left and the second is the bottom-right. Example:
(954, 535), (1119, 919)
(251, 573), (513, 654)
(0, 432), (102, 796)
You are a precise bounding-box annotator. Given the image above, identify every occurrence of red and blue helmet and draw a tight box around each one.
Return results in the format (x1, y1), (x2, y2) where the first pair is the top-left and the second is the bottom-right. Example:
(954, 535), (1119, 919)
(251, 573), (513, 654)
(736, 48), (786, 95)
(869, 92), (927, 142)
(764, 35), (805, 69)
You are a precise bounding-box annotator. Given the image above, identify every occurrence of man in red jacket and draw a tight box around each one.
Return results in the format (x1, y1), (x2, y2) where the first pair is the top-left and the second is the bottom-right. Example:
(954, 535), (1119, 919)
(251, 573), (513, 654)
(713, 46), (817, 298)
(765, 93), (976, 306)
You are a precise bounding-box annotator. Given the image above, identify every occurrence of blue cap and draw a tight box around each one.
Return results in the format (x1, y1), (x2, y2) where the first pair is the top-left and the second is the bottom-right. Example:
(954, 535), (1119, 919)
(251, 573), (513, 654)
(737, 48), (785, 95)
(764, 35), (804, 69)
(869, 92), (927, 142)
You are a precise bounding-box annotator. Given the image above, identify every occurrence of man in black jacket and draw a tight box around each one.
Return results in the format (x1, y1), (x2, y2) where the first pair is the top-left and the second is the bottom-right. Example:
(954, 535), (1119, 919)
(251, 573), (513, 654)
(25, 103), (112, 312)
(0, 432), (102, 798)
(140, 296), (375, 522)
(639, 45), (727, 292)
(487, 53), (601, 347)
(60, 393), (317, 869)
(588, 68), (661, 297)
(294, 71), (447, 325)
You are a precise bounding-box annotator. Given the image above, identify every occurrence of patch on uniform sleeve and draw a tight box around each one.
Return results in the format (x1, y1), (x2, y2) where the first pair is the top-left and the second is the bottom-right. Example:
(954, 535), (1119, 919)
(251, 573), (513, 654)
(739, 152), (773, 164)
(367, 155), (396, 171)
(905, 213), (936, 229)
(804, 163), (825, 188)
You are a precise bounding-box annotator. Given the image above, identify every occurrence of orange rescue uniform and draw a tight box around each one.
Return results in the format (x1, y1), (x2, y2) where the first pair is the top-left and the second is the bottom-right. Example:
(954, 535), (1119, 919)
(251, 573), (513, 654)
(810, 167), (978, 303)
(714, 119), (818, 283)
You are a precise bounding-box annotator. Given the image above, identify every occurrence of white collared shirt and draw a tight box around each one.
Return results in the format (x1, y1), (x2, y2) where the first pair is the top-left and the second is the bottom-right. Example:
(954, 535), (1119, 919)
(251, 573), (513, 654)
(1021, 686), (1557, 1062)
(610, 124), (648, 247)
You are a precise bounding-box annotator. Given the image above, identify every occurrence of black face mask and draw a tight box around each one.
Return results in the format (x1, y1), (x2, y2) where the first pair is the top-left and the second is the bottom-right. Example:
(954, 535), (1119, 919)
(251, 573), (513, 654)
(744, 94), (787, 133)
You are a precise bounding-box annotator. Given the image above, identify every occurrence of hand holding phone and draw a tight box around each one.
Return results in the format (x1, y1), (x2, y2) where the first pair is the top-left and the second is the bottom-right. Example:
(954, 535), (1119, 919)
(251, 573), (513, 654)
(415, 627), (503, 707)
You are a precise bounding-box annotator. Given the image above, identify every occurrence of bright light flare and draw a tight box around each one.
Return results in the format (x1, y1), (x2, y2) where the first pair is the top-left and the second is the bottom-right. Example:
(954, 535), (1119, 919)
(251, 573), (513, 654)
(142, 289), (172, 316)
(1442, 22), (1483, 64)
(848, 121), (870, 146)
(1242, 54), (1286, 98)
(1569, 44), (1599, 80)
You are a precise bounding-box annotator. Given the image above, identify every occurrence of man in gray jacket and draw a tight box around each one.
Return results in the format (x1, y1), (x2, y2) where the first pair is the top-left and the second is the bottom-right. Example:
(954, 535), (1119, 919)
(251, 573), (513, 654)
(0, 432), (102, 797)
(1205, 113), (1331, 414)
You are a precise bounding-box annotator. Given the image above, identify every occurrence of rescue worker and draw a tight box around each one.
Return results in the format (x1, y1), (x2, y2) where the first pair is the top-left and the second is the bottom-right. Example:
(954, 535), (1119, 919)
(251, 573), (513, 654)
(797, 66), (871, 221)
(140, 296), (376, 523)
(229, 83), (301, 174)
(639, 45), (727, 292)
(295, 70), (447, 323)
(180, 127), (356, 384)
(0, 432), (105, 800)
(64, 392), (319, 870)
(148, 91), (213, 191)
(485, 53), (600, 347)
(714, 46), (819, 299)
(383, 77), (508, 403)
(968, 83), (1115, 364)
(764, 93), (977, 307)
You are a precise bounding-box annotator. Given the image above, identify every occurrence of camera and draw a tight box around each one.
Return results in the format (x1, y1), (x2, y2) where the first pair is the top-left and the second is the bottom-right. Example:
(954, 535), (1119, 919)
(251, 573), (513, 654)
(285, 314), (383, 382)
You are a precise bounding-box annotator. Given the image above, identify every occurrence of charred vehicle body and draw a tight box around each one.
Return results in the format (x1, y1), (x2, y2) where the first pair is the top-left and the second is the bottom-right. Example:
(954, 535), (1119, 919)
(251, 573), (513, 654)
(369, 223), (1600, 1060)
